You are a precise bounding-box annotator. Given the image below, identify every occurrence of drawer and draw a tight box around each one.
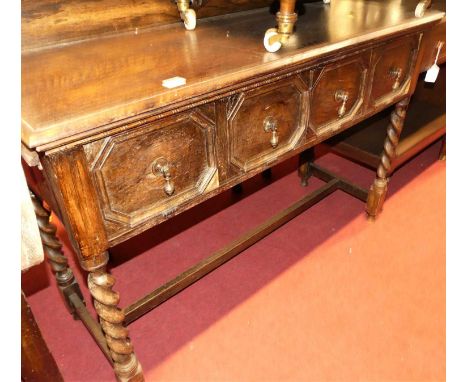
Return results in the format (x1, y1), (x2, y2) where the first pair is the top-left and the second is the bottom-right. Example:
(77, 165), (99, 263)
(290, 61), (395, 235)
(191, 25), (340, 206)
(84, 109), (219, 231)
(368, 34), (420, 108)
(309, 53), (369, 134)
(421, 19), (446, 72)
(226, 76), (308, 172)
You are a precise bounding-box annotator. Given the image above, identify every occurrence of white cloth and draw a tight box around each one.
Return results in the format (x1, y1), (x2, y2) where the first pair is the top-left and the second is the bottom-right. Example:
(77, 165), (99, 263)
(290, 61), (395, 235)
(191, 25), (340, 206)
(21, 170), (44, 271)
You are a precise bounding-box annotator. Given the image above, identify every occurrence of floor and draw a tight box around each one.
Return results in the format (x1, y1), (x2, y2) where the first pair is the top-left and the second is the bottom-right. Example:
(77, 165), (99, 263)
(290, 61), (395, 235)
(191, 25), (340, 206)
(22, 142), (446, 382)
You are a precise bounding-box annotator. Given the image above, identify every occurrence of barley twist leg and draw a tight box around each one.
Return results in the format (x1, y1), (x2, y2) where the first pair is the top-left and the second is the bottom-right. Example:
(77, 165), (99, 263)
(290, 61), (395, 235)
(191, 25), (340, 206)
(88, 267), (144, 382)
(366, 97), (410, 219)
(30, 191), (84, 317)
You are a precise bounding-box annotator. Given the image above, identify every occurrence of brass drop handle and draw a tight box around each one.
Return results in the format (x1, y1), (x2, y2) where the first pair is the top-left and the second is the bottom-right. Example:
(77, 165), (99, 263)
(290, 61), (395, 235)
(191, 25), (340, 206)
(335, 90), (349, 119)
(264, 116), (279, 148)
(152, 158), (175, 196)
(389, 67), (403, 90)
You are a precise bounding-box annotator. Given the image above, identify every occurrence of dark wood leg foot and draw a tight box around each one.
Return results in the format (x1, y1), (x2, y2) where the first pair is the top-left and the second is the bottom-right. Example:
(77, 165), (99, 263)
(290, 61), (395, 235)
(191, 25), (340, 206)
(439, 136), (446, 161)
(88, 264), (144, 382)
(366, 178), (388, 220)
(30, 191), (84, 318)
(298, 148), (314, 187)
(366, 98), (410, 219)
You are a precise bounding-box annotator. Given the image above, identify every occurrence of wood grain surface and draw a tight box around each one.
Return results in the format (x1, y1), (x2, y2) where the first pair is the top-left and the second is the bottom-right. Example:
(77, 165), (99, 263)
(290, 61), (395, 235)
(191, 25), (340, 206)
(22, 292), (64, 382)
(22, 1), (444, 150)
(22, 0), (274, 50)
(42, 147), (109, 269)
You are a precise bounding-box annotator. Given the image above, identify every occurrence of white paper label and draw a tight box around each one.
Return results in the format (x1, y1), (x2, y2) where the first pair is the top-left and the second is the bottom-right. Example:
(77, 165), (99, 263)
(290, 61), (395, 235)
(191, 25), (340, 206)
(425, 64), (440, 83)
(162, 76), (187, 89)
(425, 41), (444, 84)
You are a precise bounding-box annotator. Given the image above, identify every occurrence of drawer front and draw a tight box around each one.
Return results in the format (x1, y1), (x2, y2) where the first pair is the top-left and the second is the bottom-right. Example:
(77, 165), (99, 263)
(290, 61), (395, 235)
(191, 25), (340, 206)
(421, 20), (446, 72)
(309, 53), (369, 134)
(84, 109), (218, 233)
(226, 76), (308, 172)
(369, 34), (420, 108)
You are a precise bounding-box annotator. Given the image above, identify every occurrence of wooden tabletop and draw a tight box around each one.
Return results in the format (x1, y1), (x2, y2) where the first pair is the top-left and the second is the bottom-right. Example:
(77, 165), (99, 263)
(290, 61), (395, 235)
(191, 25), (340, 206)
(22, 0), (445, 150)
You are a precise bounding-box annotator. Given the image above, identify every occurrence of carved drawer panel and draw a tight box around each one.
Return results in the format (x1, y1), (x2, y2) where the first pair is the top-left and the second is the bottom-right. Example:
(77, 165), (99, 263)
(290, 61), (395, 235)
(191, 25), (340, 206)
(226, 76), (308, 172)
(421, 20), (446, 72)
(369, 34), (420, 108)
(309, 53), (368, 134)
(84, 109), (218, 234)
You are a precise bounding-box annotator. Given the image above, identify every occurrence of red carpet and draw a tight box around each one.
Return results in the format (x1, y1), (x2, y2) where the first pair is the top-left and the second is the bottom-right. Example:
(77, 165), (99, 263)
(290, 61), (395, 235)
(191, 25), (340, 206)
(22, 142), (445, 381)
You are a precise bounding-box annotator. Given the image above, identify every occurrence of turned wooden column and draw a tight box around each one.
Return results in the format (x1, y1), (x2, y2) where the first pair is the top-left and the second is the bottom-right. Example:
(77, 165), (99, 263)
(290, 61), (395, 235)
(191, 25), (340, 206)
(277, 0), (298, 40)
(30, 191), (84, 317)
(366, 97), (410, 219)
(88, 261), (144, 382)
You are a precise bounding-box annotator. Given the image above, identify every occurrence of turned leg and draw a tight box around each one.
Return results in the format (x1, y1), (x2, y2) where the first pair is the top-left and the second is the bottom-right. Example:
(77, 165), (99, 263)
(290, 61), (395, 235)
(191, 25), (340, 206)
(31, 191), (143, 381)
(366, 98), (410, 219)
(264, 0), (298, 52)
(30, 191), (84, 317)
(88, 263), (143, 382)
(439, 136), (446, 161)
(298, 148), (314, 187)
(277, 0), (298, 39)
